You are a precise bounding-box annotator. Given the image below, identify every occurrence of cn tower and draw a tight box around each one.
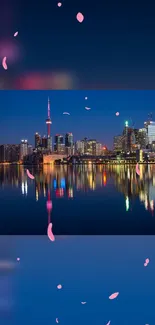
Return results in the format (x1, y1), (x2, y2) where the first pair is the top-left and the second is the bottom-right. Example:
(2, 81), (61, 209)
(46, 97), (52, 152)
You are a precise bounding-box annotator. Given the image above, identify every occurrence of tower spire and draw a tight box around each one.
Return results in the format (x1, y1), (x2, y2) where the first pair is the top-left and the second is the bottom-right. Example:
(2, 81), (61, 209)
(46, 97), (52, 152)
(48, 97), (50, 118)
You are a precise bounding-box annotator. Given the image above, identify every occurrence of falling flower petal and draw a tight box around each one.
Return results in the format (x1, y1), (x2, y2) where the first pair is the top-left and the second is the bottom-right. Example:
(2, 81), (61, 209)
(109, 292), (119, 300)
(57, 284), (62, 289)
(144, 262), (147, 267)
(85, 107), (91, 110)
(47, 223), (55, 242)
(56, 318), (59, 323)
(145, 258), (150, 264)
(26, 169), (35, 180)
(57, 2), (62, 7)
(76, 12), (84, 23)
(17, 257), (20, 261)
(85, 96), (88, 100)
(63, 112), (70, 115)
(116, 112), (119, 116)
(136, 163), (140, 176)
(81, 301), (87, 304)
(106, 321), (111, 325)
(2, 56), (7, 70)
(14, 31), (18, 37)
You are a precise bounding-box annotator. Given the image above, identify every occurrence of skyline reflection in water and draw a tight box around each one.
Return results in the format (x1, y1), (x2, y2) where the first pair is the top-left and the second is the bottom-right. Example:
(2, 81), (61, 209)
(0, 164), (155, 234)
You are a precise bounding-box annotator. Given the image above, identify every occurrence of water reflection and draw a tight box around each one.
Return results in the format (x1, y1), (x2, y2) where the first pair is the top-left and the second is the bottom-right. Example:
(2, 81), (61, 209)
(0, 164), (155, 217)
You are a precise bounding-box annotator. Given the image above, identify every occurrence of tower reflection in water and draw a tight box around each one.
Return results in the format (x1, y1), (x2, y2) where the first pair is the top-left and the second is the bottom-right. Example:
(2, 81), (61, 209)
(0, 164), (155, 216)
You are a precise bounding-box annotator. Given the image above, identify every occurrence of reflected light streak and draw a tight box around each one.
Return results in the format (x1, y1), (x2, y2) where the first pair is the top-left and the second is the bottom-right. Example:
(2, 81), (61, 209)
(125, 196), (129, 211)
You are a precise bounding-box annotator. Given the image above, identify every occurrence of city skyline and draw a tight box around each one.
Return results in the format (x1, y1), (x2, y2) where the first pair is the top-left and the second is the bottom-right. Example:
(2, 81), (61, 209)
(1, 91), (155, 148)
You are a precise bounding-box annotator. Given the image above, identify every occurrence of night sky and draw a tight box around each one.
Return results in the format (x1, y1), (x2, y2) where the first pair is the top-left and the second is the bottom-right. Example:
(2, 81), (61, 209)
(0, 90), (155, 148)
(1, 0), (155, 88)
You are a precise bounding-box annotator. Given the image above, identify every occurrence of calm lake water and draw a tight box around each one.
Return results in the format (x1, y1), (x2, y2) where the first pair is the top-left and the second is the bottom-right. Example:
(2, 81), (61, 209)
(0, 164), (155, 235)
(0, 165), (155, 324)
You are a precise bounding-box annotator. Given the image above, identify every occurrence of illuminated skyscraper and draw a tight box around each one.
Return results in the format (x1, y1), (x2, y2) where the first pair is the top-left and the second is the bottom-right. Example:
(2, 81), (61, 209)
(65, 133), (73, 155)
(35, 132), (41, 148)
(54, 134), (65, 154)
(148, 121), (155, 144)
(46, 97), (52, 152)
(113, 135), (123, 152)
(75, 140), (85, 155)
(20, 140), (28, 160)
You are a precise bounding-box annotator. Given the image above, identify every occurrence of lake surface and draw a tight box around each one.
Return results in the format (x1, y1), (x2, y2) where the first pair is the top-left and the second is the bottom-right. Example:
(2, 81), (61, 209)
(0, 166), (155, 324)
(0, 164), (155, 235)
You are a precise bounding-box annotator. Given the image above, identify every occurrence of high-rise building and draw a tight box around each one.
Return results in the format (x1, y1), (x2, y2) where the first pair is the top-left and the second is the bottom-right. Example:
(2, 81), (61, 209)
(45, 97), (52, 152)
(20, 140), (28, 160)
(75, 140), (85, 155)
(42, 136), (48, 149)
(148, 121), (155, 144)
(113, 135), (123, 152)
(96, 142), (102, 155)
(28, 145), (33, 155)
(138, 128), (147, 149)
(35, 133), (41, 148)
(86, 139), (97, 155)
(0, 144), (20, 162)
(65, 133), (73, 155)
(54, 134), (64, 153)
(122, 121), (134, 152)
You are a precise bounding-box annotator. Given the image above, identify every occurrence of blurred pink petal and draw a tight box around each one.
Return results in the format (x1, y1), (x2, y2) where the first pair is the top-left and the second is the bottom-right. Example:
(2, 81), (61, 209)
(116, 112), (119, 116)
(2, 56), (7, 70)
(26, 169), (35, 180)
(81, 301), (87, 304)
(57, 284), (62, 289)
(14, 31), (18, 37)
(136, 163), (140, 176)
(16, 257), (20, 262)
(85, 96), (88, 100)
(145, 258), (149, 264)
(57, 2), (62, 7)
(106, 322), (111, 325)
(47, 223), (55, 242)
(85, 106), (91, 110)
(63, 112), (70, 115)
(109, 292), (119, 300)
(76, 12), (84, 23)
(56, 318), (59, 323)
(144, 262), (147, 267)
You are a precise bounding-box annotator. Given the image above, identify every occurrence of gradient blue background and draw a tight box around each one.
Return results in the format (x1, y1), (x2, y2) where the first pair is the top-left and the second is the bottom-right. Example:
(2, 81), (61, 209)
(1, 236), (155, 325)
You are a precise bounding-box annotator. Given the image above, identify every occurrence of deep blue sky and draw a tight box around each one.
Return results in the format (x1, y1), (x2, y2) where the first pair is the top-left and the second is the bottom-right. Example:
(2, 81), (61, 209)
(0, 90), (155, 148)
(1, 0), (155, 88)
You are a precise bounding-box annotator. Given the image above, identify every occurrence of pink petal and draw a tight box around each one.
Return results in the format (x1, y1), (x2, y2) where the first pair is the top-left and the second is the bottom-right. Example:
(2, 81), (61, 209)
(47, 223), (55, 242)
(106, 322), (111, 325)
(57, 2), (62, 7)
(109, 292), (119, 300)
(26, 169), (35, 180)
(81, 301), (87, 304)
(145, 258), (149, 264)
(136, 163), (140, 176)
(144, 262), (147, 267)
(56, 318), (59, 323)
(2, 56), (7, 70)
(14, 31), (18, 37)
(76, 12), (84, 23)
(57, 284), (62, 289)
